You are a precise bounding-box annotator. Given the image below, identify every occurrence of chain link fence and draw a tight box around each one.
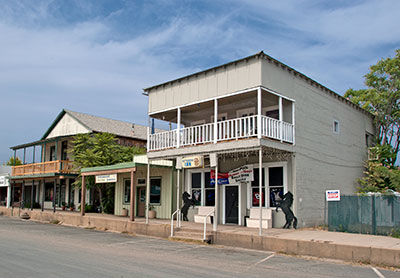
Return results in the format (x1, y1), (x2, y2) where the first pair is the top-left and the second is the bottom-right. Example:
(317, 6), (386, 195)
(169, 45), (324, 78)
(328, 195), (400, 235)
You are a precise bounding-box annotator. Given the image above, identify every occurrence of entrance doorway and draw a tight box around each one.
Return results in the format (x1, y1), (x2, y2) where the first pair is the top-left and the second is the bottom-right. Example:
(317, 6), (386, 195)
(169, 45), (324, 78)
(224, 185), (239, 224)
(137, 187), (146, 217)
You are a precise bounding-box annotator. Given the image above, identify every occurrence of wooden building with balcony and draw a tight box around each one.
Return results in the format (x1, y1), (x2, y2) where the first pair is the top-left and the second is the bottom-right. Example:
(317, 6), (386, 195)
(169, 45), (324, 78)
(9, 109), (149, 211)
(144, 51), (375, 231)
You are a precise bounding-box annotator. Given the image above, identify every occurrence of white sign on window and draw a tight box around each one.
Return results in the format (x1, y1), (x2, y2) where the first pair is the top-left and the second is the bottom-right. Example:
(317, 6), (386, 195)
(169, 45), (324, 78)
(228, 165), (254, 183)
(0, 176), (6, 187)
(326, 190), (340, 201)
(96, 174), (117, 183)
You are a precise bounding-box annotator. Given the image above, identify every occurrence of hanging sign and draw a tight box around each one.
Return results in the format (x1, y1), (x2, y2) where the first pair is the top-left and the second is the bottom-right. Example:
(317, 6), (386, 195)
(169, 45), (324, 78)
(229, 165), (254, 184)
(0, 176), (6, 187)
(182, 156), (203, 168)
(96, 174), (117, 183)
(210, 170), (229, 185)
(326, 190), (340, 201)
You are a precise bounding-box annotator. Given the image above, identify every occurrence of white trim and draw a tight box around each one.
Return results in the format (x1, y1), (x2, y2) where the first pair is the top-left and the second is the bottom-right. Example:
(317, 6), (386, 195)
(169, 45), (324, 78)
(247, 161), (288, 209)
(236, 107), (256, 118)
(210, 112), (227, 122)
(222, 183), (241, 225)
(148, 86), (295, 116)
(191, 120), (206, 126)
(262, 105), (279, 115)
(186, 168), (212, 207)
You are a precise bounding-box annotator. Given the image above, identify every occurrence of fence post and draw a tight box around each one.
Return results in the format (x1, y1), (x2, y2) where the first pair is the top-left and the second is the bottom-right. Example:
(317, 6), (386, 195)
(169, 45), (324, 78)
(372, 195), (377, 235)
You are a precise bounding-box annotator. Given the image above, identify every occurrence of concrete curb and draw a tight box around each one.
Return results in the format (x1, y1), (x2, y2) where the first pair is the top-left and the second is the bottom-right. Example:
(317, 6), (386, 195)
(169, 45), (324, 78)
(1, 207), (398, 268)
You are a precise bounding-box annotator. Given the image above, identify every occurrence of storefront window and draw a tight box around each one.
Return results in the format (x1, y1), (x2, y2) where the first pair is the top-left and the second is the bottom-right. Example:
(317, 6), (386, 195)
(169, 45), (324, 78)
(204, 172), (215, 206)
(45, 183), (54, 201)
(190, 171), (215, 206)
(191, 173), (202, 206)
(150, 178), (161, 204)
(251, 168), (265, 207)
(269, 167), (284, 207)
(124, 179), (131, 204)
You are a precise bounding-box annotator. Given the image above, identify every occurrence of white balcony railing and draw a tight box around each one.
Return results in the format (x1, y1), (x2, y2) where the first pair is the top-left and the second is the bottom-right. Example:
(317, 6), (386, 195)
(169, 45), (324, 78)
(148, 115), (294, 151)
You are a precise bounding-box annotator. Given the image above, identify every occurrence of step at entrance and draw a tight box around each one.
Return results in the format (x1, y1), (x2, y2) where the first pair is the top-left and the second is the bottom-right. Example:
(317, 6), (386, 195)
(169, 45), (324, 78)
(170, 228), (213, 244)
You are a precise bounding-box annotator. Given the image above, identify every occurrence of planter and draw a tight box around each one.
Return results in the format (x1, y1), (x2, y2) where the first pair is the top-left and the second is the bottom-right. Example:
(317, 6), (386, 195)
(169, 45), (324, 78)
(121, 208), (128, 217)
(62, 206), (66, 211)
(149, 210), (156, 219)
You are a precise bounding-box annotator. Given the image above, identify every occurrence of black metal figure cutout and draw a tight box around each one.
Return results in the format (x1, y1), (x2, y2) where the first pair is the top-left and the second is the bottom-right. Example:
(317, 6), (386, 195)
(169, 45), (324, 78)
(276, 191), (297, 229)
(181, 191), (195, 221)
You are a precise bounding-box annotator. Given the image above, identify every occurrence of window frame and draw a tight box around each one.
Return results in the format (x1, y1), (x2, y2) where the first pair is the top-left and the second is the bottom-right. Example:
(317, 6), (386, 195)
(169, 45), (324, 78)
(333, 119), (340, 134)
(149, 177), (162, 205)
(187, 168), (214, 207)
(247, 161), (287, 209)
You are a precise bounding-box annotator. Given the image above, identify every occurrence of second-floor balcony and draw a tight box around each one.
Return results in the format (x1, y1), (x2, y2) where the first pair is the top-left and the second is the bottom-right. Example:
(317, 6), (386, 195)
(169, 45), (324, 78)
(12, 160), (77, 177)
(148, 114), (294, 151)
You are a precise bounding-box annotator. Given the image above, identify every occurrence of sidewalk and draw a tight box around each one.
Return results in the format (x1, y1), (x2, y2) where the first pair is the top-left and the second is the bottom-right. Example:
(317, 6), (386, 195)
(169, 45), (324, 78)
(1, 207), (399, 268)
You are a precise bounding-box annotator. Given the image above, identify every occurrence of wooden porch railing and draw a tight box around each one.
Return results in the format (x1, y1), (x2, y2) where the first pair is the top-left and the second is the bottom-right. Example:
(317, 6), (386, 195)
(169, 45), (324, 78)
(148, 115), (295, 151)
(12, 160), (76, 176)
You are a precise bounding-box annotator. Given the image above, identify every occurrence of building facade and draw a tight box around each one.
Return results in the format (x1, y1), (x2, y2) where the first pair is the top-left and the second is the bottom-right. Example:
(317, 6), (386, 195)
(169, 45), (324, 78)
(144, 51), (374, 228)
(9, 109), (149, 211)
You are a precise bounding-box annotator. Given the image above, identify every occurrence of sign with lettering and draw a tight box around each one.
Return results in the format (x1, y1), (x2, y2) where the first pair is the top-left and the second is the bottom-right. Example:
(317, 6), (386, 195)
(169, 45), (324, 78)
(96, 174), (117, 183)
(0, 176), (6, 187)
(210, 170), (229, 185)
(326, 190), (340, 201)
(229, 165), (254, 184)
(182, 156), (203, 168)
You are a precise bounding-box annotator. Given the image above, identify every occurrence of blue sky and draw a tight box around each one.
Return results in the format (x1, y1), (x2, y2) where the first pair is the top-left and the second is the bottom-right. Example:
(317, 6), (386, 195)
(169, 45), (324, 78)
(0, 0), (399, 163)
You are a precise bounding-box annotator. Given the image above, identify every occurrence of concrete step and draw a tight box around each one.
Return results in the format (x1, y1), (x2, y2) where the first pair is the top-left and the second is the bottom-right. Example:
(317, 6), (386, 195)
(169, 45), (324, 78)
(170, 230), (213, 244)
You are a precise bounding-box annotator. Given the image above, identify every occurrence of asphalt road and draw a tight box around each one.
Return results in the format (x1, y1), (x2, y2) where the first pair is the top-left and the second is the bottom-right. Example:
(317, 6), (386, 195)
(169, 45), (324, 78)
(0, 216), (398, 278)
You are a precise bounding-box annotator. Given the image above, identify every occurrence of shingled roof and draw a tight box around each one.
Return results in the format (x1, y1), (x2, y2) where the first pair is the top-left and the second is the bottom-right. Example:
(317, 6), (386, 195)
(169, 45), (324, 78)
(41, 109), (151, 140)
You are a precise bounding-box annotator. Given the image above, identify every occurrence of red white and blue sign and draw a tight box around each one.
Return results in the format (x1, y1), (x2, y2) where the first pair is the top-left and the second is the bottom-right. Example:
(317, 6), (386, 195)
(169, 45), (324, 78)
(210, 170), (229, 185)
(326, 190), (340, 201)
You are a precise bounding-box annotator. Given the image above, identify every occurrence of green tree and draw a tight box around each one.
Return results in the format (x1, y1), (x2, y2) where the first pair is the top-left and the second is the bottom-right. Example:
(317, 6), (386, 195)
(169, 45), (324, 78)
(345, 49), (400, 165)
(72, 133), (145, 213)
(358, 144), (400, 193)
(6, 156), (22, 166)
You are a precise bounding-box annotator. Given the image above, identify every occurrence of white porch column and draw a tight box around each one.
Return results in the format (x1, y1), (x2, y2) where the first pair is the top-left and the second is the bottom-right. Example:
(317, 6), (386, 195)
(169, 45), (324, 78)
(146, 162), (150, 224)
(214, 99), (218, 144)
(213, 158), (219, 232)
(6, 182), (11, 208)
(259, 148), (263, 236)
(257, 87), (262, 139)
(177, 108), (181, 148)
(279, 97), (283, 142)
(176, 168), (181, 226)
(292, 102), (296, 145)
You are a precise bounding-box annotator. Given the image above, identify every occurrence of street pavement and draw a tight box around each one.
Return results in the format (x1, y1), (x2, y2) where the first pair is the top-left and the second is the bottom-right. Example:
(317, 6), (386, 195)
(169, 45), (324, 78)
(0, 216), (398, 278)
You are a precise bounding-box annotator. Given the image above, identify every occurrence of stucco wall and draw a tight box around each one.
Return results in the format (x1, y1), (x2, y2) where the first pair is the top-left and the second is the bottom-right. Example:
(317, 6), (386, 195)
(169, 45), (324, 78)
(261, 58), (374, 226)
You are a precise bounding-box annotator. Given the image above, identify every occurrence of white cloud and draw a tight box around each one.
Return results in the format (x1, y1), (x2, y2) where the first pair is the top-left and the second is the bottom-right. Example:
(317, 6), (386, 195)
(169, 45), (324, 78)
(0, 0), (399, 162)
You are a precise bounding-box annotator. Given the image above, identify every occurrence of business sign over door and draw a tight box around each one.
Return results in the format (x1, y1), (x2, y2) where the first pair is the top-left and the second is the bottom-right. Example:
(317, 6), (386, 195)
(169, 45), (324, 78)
(182, 156), (203, 168)
(96, 174), (117, 183)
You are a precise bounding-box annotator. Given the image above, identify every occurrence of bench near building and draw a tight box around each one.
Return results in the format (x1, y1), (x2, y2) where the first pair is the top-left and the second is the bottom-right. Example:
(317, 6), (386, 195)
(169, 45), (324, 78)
(144, 51), (374, 233)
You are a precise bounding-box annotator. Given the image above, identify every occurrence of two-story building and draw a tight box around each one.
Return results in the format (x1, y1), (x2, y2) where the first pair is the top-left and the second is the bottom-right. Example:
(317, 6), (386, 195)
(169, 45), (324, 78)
(144, 51), (374, 230)
(9, 109), (149, 211)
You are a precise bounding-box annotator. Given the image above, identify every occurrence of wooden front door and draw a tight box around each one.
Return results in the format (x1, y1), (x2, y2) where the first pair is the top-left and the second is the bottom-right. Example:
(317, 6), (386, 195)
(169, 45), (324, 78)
(137, 187), (146, 217)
